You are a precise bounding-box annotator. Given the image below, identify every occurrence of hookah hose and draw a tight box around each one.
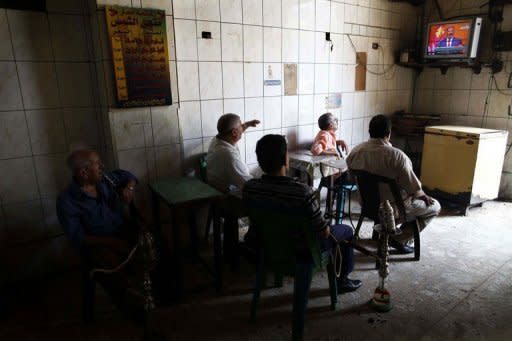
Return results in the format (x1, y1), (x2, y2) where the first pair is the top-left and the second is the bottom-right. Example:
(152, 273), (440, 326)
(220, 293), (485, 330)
(328, 232), (343, 278)
(89, 173), (149, 278)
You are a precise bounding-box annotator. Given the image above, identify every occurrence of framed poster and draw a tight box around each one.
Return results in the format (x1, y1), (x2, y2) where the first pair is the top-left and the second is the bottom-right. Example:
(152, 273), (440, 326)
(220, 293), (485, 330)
(106, 6), (172, 107)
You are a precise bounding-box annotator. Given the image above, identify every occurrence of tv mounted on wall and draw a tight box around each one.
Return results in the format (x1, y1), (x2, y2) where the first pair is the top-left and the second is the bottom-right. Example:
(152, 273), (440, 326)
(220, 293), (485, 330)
(424, 17), (483, 61)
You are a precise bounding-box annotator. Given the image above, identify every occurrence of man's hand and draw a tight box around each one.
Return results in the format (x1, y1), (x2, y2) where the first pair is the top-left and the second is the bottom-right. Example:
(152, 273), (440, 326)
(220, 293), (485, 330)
(336, 139), (349, 153)
(242, 120), (260, 131)
(415, 190), (434, 206)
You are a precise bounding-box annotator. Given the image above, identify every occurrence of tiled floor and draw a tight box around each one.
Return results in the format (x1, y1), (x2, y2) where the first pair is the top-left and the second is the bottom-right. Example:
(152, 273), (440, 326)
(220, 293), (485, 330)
(1, 201), (512, 340)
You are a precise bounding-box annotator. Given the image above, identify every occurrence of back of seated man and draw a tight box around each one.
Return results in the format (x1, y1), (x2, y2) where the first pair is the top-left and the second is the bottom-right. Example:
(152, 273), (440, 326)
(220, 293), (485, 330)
(346, 114), (441, 253)
(243, 134), (362, 292)
(56, 150), (171, 312)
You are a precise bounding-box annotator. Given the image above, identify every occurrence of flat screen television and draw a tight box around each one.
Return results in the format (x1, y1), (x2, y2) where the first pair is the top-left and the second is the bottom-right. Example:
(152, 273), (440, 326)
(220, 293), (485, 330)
(424, 17), (482, 61)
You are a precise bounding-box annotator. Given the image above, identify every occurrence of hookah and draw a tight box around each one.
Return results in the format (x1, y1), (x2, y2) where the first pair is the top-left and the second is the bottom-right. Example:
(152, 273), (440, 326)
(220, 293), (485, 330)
(369, 200), (401, 312)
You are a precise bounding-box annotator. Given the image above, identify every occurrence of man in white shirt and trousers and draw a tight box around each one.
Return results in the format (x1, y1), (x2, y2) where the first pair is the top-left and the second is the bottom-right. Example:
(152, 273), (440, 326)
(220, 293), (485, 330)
(207, 114), (260, 268)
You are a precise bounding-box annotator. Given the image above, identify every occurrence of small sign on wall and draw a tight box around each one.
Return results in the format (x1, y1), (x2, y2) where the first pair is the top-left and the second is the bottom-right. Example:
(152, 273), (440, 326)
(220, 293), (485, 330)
(264, 64), (281, 86)
(284, 63), (297, 96)
(106, 6), (172, 108)
(326, 93), (342, 109)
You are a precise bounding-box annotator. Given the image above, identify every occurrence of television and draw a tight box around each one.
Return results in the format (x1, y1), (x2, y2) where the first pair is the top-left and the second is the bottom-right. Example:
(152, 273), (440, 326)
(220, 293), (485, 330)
(424, 17), (483, 61)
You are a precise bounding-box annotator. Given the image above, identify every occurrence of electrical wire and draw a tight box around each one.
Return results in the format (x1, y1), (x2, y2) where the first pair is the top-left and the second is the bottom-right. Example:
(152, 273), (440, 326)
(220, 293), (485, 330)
(347, 35), (396, 76)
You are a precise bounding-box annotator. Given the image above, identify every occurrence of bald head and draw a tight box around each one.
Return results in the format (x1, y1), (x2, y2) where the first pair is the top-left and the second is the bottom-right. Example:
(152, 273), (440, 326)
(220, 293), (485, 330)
(67, 150), (104, 184)
(67, 150), (95, 175)
(217, 113), (241, 138)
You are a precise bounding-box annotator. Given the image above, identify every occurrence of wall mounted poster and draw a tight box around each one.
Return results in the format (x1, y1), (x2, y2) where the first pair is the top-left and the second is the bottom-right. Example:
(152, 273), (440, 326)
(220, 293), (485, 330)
(106, 6), (172, 107)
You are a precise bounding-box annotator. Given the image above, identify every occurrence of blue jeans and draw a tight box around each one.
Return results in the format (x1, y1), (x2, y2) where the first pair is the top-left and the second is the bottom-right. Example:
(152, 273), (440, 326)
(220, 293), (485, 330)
(319, 224), (354, 279)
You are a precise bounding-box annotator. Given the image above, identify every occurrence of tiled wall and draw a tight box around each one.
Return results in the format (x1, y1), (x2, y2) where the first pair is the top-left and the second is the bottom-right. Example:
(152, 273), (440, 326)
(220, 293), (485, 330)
(0, 0), (104, 283)
(169, 0), (417, 174)
(412, 1), (512, 199)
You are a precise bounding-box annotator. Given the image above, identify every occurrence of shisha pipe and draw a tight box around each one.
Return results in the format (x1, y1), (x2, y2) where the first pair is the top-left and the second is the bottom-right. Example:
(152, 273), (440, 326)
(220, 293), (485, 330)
(369, 200), (401, 312)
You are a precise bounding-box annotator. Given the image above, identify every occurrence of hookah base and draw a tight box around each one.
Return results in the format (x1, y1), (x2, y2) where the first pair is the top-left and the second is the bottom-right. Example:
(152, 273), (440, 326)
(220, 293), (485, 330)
(369, 287), (393, 312)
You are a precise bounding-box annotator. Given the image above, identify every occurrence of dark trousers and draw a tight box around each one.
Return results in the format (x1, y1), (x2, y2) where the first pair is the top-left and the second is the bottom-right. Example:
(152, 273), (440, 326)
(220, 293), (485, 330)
(319, 224), (354, 279)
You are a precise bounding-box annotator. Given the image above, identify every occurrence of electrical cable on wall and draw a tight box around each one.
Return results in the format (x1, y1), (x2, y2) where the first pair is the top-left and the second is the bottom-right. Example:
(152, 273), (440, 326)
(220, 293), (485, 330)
(347, 35), (396, 76)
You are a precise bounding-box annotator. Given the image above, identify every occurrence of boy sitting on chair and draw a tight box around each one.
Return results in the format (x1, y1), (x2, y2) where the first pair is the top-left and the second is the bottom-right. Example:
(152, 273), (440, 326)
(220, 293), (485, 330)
(243, 135), (362, 292)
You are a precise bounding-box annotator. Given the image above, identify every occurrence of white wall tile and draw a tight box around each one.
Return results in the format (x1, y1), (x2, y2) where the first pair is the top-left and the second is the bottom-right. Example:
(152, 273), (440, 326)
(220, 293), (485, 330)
(197, 21), (221, 61)
(330, 1), (344, 34)
(297, 124), (314, 147)
(263, 63), (282, 96)
(182, 138), (203, 174)
(201, 99), (224, 136)
(352, 117), (364, 145)
(141, 0), (174, 14)
(0, 111), (30, 159)
(344, 4), (357, 24)
(357, 5), (369, 26)
(0, 157), (39, 204)
(244, 97), (264, 125)
(221, 23), (243, 61)
(451, 90), (470, 114)
(174, 19), (198, 61)
(224, 98), (245, 118)
(25, 109), (66, 155)
(196, 0), (220, 21)
(282, 95), (298, 127)
(298, 63), (314, 94)
(339, 119), (352, 146)
(298, 94), (314, 124)
(244, 25), (263, 62)
(263, 0), (281, 27)
(110, 108), (152, 150)
(177, 61), (200, 101)
(488, 92), (510, 118)
(155, 144), (182, 178)
(220, 0), (243, 23)
(282, 29), (299, 62)
(63, 108), (100, 150)
(471, 71), (492, 90)
(179, 101), (202, 139)
(353, 91), (366, 118)
(56, 63), (93, 107)
(315, 32), (330, 63)
(329, 64), (343, 93)
(0, 62), (23, 111)
(0, 11), (13, 59)
(49, 14), (87, 62)
(34, 153), (68, 197)
(242, 0), (262, 25)
(151, 106), (180, 146)
(315, 0), (330, 32)
(451, 68), (473, 90)
(342, 36), (356, 64)
(314, 63), (329, 94)
(282, 0), (299, 29)
(263, 27), (281, 62)
(199, 62), (223, 99)
(299, 0), (315, 30)
(117, 147), (151, 183)
(341, 92), (353, 120)
(431, 90), (451, 115)
(299, 30), (314, 63)
(222, 62), (244, 98)
(314, 94), (328, 119)
(244, 130), (263, 164)
(7, 10), (52, 61)
(342, 64), (355, 92)
(17, 62), (59, 110)
(263, 96), (281, 129)
(330, 33), (343, 63)
(244, 62), (263, 97)
(173, 0), (196, 19)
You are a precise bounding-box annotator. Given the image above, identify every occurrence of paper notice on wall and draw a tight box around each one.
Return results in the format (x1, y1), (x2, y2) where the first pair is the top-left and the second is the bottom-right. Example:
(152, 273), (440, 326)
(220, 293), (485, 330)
(326, 93), (342, 109)
(283, 63), (297, 96)
(264, 64), (281, 86)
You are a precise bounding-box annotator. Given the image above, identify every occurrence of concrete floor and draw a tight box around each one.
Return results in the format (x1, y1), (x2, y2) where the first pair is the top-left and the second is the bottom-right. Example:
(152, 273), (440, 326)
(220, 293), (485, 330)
(1, 200), (511, 340)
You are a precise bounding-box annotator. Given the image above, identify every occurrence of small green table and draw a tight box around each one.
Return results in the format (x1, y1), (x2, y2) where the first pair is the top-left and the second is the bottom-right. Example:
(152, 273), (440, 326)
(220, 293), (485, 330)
(149, 176), (223, 298)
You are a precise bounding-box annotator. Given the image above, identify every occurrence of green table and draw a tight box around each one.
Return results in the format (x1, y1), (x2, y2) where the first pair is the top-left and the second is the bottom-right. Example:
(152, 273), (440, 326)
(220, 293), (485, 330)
(149, 176), (223, 297)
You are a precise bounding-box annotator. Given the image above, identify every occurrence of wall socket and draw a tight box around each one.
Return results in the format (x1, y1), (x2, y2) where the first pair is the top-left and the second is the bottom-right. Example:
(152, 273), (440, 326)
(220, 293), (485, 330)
(372, 42), (379, 49)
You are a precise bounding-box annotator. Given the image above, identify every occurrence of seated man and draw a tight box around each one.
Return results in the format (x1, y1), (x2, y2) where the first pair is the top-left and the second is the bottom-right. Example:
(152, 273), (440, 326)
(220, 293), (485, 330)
(346, 115), (441, 253)
(207, 113), (260, 193)
(206, 114), (260, 263)
(56, 150), (170, 312)
(311, 112), (348, 156)
(243, 134), (362, 292)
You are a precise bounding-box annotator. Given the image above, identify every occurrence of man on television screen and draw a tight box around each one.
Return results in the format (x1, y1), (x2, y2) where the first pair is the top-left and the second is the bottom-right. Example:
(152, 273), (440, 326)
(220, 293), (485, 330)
(436, 26), (463, 48)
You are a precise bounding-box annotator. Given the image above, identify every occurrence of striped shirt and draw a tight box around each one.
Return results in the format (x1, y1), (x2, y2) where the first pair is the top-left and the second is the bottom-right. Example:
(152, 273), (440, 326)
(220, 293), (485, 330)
(243, 175), (328, 234)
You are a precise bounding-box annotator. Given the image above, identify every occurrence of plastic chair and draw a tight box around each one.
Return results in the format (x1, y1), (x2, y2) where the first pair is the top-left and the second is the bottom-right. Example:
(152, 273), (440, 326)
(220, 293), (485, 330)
(351, 169), (420, 261)
(245, 199), (339, 341)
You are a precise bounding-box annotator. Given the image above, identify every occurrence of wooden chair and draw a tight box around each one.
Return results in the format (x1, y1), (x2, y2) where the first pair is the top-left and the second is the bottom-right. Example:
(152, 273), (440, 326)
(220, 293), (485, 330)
(245, 198), (339, 341)
(351, 169), (420, 261)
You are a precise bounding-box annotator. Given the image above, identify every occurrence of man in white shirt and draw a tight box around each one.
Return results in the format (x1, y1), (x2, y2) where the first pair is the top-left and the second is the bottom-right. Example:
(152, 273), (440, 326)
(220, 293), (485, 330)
(206, 113), (260, 268)
(347, 114), (441, 254)
(207, 113), (260, 193)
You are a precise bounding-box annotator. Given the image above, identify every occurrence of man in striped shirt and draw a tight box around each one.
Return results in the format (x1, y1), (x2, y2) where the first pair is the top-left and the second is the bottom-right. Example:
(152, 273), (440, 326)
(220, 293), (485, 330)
(243, 134), (362, 292)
